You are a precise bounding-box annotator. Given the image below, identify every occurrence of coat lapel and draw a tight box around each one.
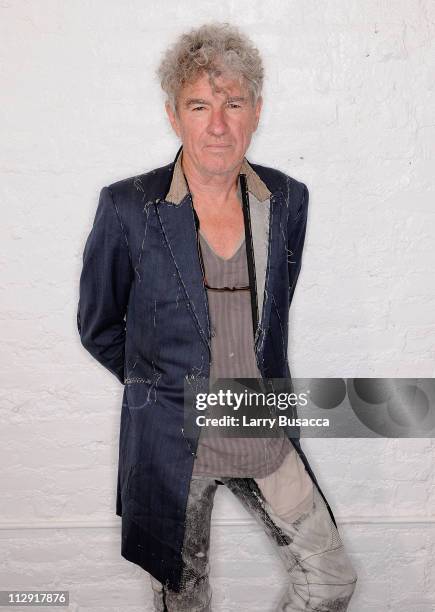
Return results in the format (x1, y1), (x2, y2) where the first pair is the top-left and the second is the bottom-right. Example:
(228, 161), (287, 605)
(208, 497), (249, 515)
(253, 190), (283, 357)
(249, 189), (285, 360)
(156, 195), (212, 354)
(246, 188), (271, 340)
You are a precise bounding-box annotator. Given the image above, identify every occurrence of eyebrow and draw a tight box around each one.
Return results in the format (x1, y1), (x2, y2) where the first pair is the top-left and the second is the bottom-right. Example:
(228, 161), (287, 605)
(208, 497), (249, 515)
(184, 96), (248, 108)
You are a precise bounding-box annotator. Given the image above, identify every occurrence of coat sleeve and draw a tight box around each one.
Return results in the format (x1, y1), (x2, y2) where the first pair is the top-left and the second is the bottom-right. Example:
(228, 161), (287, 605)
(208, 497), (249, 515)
(77, 185), (134, 384)
(288, 183), (309, 306)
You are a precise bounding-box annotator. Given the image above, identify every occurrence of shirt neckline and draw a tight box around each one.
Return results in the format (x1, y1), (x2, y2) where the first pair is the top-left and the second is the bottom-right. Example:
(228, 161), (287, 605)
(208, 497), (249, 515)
(199, 230), (246, 262)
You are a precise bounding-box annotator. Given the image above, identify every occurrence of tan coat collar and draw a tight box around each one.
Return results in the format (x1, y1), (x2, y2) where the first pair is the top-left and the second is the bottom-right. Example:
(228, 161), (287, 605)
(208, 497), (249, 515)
(165, 148), (271, 204)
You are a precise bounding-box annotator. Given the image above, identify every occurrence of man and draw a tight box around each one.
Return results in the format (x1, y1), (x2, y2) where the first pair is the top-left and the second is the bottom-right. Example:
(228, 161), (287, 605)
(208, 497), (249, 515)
(77, 22), (357, 611)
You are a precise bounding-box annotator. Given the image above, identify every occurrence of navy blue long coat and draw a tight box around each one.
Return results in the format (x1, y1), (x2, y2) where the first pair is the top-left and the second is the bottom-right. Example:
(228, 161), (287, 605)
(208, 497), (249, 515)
(77, 146), (337, 591)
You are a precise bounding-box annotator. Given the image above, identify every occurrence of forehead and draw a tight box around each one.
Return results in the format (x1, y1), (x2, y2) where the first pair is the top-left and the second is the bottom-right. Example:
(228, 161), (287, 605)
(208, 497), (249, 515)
(178, 71), (249, 101)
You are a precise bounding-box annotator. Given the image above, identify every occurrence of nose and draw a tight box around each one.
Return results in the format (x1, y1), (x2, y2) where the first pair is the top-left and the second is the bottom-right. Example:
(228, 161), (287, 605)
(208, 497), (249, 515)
(207, 108), (228, 136)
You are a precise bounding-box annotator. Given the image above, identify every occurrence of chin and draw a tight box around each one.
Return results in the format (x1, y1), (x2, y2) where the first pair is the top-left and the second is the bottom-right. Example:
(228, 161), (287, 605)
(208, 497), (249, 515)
(202, 154), (239, 174)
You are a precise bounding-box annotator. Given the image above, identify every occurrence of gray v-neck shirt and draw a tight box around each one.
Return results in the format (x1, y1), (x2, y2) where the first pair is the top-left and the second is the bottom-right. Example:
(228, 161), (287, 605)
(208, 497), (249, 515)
(191, 230), (292, 478)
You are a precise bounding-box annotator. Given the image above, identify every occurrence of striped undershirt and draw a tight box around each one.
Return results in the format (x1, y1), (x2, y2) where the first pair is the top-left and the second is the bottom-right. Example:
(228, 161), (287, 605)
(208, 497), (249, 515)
(191, 228), (293, 478)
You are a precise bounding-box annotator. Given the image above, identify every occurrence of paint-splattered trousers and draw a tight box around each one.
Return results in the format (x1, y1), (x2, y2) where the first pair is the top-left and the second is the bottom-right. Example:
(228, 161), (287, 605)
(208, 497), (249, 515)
(149, 470), (358, 611)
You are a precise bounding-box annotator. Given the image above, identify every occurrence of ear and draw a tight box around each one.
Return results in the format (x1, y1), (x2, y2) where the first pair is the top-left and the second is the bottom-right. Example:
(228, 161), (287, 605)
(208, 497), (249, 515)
(253, 95), (263, 131)
(165, 100), (181, 138)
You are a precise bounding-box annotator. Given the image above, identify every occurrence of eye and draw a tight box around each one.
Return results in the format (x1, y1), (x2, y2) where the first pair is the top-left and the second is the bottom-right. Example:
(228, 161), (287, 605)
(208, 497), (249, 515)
(227, 103), (241, 109)
(192, 106), (205, 111)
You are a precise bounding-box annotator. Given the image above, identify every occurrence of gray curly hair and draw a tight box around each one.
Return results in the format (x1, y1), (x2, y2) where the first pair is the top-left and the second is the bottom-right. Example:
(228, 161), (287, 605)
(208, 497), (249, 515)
(157, 22), (264, 114)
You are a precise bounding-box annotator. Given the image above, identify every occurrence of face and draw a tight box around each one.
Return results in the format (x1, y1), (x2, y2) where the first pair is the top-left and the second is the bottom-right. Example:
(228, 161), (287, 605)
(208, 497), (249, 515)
(165, 71), (262, 178)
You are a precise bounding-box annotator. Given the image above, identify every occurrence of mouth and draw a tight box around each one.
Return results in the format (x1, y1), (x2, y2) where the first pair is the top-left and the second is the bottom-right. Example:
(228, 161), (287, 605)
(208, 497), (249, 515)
(206, 144), (232, 149)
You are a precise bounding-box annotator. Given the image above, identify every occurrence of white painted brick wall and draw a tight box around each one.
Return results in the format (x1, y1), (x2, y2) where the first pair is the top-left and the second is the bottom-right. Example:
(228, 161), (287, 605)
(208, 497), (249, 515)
(1, 1), (434, 610)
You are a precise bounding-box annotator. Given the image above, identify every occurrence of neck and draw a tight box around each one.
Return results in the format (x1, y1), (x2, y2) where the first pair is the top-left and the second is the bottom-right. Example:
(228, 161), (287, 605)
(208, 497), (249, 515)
(181, 150), (243, 209)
